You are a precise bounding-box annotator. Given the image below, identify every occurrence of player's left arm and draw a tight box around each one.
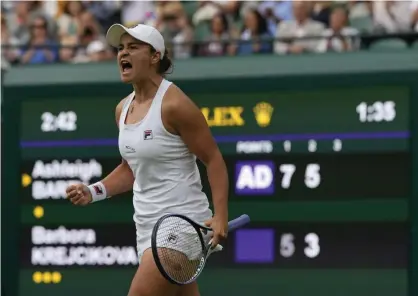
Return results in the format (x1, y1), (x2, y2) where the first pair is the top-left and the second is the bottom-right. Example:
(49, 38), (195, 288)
(163, 85), (229, 224)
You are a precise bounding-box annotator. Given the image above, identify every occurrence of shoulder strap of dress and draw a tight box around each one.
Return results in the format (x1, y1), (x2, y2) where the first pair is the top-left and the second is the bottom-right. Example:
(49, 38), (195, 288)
(119, 92), (135, 127)
(153, 79), (172, 105)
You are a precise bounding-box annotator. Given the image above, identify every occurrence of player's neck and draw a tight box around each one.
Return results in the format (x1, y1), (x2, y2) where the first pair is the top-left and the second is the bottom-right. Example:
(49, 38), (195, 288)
(132, 75), (163, 102)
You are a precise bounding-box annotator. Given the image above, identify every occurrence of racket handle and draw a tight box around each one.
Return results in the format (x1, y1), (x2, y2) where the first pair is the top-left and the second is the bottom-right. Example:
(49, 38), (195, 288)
(227, 214), (250, 231)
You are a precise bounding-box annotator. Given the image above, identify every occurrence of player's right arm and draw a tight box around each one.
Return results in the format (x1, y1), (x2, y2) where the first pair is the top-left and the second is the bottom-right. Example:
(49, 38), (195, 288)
(66, 97), (135, 206)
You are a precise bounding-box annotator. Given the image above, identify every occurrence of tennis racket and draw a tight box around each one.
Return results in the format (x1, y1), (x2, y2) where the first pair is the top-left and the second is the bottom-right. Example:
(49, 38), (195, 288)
(151, 214), (250, 285)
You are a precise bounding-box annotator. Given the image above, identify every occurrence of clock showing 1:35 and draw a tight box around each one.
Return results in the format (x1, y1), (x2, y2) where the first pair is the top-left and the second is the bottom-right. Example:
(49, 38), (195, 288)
(355, 101), (396, 123)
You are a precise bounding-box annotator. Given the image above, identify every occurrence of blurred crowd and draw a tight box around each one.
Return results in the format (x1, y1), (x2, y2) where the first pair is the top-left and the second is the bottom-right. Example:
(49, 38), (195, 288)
(1, 0), (418, 66)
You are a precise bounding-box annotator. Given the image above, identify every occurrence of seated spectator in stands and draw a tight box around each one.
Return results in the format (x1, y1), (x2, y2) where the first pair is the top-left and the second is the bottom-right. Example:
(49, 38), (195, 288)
(63, 9), (106, 61)
(59, 35), (77, 63)
(160, 2), (193, 59)
(6, 1), (33, 45)
(120, 0), (155, 28)
(82, 0), (121, 32)
(311, 1), (333, 27)
(78, 10), (103, 39)
(193, 1), (240, 26)
(230, 8), (272, 55)
(274, 1), (324, 54)
(347, 1), (373, 19)
(31, 1), (58, 40)
(70, 24), (103, 63)
(56, 1), (85, 44)
(317, 6), (360, 53)
(372, 1), (413, 33)
(199, 13), (231, 57)
(19, 16), (58, 64)
(85, 39), (113, 62)
(1, 14), (20, 65)
(258, 0), (294, 35)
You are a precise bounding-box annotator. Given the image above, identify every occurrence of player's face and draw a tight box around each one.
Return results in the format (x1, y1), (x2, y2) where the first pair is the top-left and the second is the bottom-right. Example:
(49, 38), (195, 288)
(117, 34), (152, 83)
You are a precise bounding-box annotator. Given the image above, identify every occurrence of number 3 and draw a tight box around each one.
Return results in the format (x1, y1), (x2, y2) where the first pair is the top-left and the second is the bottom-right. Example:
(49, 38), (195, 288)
(304, 233), (320, 258)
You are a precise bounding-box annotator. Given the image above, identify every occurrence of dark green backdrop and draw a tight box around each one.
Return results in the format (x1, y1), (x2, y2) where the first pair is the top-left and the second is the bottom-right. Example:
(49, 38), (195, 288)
(3, 52), (418, 296)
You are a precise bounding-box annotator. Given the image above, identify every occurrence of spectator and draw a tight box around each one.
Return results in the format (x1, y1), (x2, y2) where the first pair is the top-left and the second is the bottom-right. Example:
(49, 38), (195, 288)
(347, 1), (373, 19)
(152, 1), (175, 30)
(59, 35), (77, 63)
(56, 1), (85, 43)
(1, 14), (20, 64)
(120, 1), (155, 28)
(193, 1), (241, 26)
(73, 25), (105, 63)
(78, 10), (103, 40)
(41, 0), (59, 19)
(82, 1), (121, 32)
(259, 0), (294, 21)
(317, 6), (360, 53)
(274, 1), (324, 54)
(193, 2), (223, 26)
(7, 1), (32, 45)
(31, 1), (58, 39)
(311, 1), (333, 27)
(258, 0), (294, 35)
(85, 39), (114, 62)
(20, 15), (58, 64)
(230, 8), (272, 55)
(372, 1), (413, 33)
(160, 2), (193, 59)
(199, 13), (231, 57)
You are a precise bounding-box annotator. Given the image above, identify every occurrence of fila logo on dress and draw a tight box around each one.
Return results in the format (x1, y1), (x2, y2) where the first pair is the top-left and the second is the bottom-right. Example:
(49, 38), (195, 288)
(144, 130), (153, 140)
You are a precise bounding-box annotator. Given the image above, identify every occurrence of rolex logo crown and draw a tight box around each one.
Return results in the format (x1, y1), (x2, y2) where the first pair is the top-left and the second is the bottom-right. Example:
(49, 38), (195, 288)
(253, 102), (273, 127)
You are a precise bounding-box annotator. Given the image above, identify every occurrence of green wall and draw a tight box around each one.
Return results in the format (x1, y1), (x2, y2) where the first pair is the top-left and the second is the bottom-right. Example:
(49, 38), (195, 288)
(3, 52), (418, 296)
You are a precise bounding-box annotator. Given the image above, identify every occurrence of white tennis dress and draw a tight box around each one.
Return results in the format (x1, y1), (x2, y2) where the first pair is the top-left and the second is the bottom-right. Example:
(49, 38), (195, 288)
(118, 79), (213, 263)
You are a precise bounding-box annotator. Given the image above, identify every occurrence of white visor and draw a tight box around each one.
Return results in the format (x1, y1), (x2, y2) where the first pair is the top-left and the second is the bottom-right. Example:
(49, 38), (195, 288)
(106, 23), (165, 60)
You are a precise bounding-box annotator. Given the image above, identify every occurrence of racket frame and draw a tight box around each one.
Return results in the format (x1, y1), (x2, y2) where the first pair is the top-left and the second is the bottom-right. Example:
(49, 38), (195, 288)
(151, 214), (211, 285)
(151, 213), (251, 285)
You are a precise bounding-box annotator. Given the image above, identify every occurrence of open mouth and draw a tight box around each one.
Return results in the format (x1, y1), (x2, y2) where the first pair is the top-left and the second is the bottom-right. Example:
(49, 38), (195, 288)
(121, 60), (132, 73)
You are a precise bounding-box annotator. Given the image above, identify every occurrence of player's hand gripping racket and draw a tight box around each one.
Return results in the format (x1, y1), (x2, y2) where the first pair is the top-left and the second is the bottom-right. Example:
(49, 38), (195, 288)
(151, 214), (250, 285)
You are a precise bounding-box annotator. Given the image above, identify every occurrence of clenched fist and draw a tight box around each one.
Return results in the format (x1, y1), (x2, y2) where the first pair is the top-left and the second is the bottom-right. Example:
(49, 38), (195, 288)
(66, 183), (92, 206)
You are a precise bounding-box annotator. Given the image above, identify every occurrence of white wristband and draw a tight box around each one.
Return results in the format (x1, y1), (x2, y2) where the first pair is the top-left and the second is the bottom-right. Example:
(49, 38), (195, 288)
(88, 182), (109, 203)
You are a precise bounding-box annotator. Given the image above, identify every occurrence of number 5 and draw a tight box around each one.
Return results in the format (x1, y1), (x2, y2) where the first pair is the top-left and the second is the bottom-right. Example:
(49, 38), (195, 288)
(280, 233), (295, 258)
(305, 164), (321, 189)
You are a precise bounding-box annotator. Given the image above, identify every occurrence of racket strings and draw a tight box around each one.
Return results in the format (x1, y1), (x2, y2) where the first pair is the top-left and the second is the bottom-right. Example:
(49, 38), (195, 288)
(155, 216), (205, 283)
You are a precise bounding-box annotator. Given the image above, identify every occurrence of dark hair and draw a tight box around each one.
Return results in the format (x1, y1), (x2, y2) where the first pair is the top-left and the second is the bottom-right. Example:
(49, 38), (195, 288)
(243, 8), (268, 36)
(151, 47), (173, 75)
(212, 13), (229, 33)
(32, 15), (48, 27)
(82, 27), (94, 38)
(30, 15), (49, 37)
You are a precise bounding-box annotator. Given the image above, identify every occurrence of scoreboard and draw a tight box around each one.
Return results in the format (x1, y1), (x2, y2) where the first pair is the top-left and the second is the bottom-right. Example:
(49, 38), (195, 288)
(3, 82), (417, 296)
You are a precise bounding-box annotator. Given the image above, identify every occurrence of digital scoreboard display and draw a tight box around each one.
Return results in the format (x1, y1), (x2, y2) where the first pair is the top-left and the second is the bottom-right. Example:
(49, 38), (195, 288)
(13, 85), (410, 296)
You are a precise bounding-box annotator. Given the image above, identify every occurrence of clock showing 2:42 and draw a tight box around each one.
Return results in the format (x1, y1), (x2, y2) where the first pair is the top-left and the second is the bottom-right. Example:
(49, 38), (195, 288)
(40, 111), (77, 132)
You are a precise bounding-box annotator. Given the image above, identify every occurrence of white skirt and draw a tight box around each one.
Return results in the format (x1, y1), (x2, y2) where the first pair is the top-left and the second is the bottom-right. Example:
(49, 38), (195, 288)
(135, 216), (211, 264)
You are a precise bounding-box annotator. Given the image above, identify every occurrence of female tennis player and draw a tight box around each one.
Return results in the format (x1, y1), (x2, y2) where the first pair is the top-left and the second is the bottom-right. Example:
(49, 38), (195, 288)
(66, 24), (229, 296)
